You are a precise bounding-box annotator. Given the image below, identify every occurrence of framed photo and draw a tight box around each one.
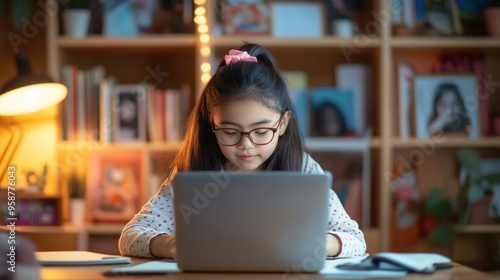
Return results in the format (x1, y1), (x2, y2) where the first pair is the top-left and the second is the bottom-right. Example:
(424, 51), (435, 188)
(221, 0), (270, 35)
(87, 151), (143, 223)
(414, 75), (479, 138)
(271, 2), (325, 37)
(112, 85), (147, 142)
(310, 87), (357, 137)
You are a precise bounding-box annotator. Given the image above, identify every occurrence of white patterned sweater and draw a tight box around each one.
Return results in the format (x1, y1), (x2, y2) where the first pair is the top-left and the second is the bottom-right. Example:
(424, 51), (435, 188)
(119, 153), (366, 258)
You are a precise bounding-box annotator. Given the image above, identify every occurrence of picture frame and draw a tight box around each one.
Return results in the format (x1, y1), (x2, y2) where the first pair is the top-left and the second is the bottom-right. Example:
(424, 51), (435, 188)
(310, 87), (358, 137)
(221, 0), (270, 35)
(270, 2), (325, 37)
(112, 85), (147, 142)
(87, 151), (143, 223)
(413, 75), (480, 138)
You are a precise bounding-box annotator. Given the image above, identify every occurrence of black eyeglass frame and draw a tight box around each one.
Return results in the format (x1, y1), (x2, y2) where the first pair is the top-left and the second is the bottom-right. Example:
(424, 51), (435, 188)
(213, 121), (281, 146)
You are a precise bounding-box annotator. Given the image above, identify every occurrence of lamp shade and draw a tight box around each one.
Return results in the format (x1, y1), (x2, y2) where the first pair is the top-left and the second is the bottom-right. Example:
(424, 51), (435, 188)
(0, 54), (67, 116)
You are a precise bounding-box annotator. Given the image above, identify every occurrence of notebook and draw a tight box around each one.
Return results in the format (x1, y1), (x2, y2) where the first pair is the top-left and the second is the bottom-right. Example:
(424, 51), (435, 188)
(36, 251), (131, 266)
(172, 171), (332, 272)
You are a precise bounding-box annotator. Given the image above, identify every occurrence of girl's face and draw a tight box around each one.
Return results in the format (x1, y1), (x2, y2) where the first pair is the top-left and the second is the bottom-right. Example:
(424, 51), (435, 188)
(437, 90), (460, 116)
(212, 99), (290, 172)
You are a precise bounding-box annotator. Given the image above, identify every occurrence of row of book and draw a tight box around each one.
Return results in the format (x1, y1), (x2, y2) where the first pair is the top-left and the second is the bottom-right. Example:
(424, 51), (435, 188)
(60, 65), (190, 143)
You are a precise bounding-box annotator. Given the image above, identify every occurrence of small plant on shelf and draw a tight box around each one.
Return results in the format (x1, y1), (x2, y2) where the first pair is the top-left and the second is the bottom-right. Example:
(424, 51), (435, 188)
(423, 187), (457, 246)
(456, 148), (500, 226)
(68, 171), (85, 199)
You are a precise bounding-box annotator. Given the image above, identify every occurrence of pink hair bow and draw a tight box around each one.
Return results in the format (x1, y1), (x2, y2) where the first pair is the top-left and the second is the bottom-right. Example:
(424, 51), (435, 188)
(224, 50), (258, 65)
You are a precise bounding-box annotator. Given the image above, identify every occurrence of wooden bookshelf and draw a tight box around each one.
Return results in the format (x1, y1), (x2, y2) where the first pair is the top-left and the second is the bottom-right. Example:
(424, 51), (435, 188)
(2, 0), (498, 262)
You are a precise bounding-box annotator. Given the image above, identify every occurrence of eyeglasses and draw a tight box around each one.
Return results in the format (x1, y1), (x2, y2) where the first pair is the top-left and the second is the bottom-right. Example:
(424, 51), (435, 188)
(213, 121), (281, 146)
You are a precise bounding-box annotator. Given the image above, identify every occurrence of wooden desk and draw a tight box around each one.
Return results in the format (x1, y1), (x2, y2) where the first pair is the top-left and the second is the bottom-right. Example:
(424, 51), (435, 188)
(39, 258), (493, 280)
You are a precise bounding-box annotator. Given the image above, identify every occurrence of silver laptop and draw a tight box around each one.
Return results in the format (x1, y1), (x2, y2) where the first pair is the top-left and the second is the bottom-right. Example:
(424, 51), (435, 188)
(172, 171), (332, 272)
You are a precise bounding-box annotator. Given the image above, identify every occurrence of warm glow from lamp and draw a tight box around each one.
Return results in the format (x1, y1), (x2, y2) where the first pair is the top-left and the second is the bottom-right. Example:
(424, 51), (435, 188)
(0, 53), (68, 190)
(0, 54), (68, 116)
(194, 0), (206, 5)
(0, 83), (67, 116)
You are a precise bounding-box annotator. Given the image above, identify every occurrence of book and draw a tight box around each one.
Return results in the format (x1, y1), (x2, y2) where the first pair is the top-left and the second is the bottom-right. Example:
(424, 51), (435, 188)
(104, 259), (179, 276)
(336, 252), (452, 273)
(36, 251), (131, 266)
(336, 64), (372, 136)
(282, 71), (309, 137)
(397, 62), (415, 138)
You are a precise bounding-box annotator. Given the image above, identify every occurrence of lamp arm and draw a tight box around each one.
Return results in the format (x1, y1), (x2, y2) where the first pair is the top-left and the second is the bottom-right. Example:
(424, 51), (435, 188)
(0, 118), (23, 186)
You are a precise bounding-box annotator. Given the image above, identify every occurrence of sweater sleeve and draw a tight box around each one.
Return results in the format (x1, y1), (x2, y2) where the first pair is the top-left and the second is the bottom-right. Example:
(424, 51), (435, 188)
(302, 153), (367, 257)
(118, 182), (176, 257)
(326, 189), (366, 257)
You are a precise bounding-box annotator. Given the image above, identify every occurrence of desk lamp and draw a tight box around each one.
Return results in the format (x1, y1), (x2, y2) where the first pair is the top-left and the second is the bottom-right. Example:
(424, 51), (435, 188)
(0, 53), (67, 185)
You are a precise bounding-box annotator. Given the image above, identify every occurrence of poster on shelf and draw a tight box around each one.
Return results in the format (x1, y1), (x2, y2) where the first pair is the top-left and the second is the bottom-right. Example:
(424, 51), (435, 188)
(221, 0), (270, 35)
(310, 87), (358, 137)
(87, 151), (143, 223)
(271, 2), (325, 37)
(413, 75), (480, 138)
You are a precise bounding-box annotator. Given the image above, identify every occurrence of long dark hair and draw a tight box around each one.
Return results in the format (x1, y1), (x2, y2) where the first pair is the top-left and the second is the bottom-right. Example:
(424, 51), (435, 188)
(166, 43), (305, 180)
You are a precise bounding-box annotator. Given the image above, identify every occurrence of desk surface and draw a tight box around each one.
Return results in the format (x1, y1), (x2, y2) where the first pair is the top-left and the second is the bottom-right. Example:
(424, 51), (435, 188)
(38, 258), (493, 280)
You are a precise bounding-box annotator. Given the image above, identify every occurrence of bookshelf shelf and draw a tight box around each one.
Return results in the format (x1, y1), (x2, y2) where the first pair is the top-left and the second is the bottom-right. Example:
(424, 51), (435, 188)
(211, 35), (381, 49)
(305, 137), (380, 152)
(391, 36), (500, 49)
(57, 35), (197, 50)
(455, 224), (500, 233)
(57, 142), (182, 152)
(391, 137), (500, 148)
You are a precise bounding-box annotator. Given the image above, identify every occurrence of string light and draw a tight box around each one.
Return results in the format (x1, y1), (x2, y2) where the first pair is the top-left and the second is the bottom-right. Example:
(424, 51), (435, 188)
(195, 1), (211, 87)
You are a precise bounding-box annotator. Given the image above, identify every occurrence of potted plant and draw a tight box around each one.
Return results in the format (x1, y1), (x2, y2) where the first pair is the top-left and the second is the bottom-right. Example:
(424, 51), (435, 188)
(423, 188), (457, 246)
(68, 171), (86, 226)
(62, 0), (91, 37)
(456, 148), (500, 226)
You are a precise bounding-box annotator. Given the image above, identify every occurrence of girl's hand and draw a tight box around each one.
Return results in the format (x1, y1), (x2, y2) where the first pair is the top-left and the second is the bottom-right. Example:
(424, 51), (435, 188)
(150, 234), (177, 259)
(326, 233), (341, 257)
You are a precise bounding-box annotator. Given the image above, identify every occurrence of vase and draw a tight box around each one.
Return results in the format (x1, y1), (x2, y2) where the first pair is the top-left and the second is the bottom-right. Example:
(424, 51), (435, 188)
(484, 7), (500, 37)
(63, 9), (91, 37)
(70, 198), (86, 226)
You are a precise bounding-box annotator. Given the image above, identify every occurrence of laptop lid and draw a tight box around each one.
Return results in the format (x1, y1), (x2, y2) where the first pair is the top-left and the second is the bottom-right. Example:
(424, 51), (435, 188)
(173, 171), (332, 272)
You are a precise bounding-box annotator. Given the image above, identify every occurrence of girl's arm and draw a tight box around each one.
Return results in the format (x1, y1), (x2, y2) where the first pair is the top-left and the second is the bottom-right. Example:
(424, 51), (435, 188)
(118, 184), (176, 258)
(302, 153), (367, 257)
(326, 189), (367, 257)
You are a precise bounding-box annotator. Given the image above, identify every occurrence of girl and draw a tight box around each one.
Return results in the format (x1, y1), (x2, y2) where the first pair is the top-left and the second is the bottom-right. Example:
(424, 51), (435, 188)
(119, 43), (366, 259)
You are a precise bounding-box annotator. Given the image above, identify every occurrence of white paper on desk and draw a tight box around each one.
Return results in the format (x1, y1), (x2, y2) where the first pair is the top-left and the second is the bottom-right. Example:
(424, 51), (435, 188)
(107, 259), (180, 274)
(320, 257), (408, 278)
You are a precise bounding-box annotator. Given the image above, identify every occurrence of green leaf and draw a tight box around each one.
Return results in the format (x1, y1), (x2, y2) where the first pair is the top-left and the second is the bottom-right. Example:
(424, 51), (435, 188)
(428, 200), (453, 220)
(426, 188), (442, 214)
(456, 177), (469, 224)
(428, 225), (457, 246)
(482, 173), (500, 184)
(468, 183), (485, 203)
(457, 149), (480, 169)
